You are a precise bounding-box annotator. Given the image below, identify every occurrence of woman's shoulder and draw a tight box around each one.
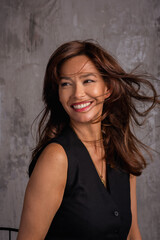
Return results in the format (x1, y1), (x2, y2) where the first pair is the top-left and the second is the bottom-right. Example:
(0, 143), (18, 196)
(29, 127), (71, 176)
(28, 141), (68, 178)
(39, 142), (67, 165)
(29, 126), (79, 177)
(32, 142), (68, 180)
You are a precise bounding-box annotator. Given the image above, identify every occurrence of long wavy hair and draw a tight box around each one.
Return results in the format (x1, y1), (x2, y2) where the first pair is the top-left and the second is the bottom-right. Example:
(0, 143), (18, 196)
(29, 40), (159, 176)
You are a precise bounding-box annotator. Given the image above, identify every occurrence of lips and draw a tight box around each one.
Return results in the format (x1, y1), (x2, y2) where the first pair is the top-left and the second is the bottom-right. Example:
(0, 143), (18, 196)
(71, 101), (92, 111)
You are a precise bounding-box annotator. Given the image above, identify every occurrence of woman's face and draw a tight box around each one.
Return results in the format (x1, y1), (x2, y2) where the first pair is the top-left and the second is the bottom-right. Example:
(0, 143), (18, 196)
(58, 55), (110, 125)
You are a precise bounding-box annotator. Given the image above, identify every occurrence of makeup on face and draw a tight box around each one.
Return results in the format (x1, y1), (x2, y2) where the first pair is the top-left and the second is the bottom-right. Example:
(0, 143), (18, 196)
(58, 55), (109, 124)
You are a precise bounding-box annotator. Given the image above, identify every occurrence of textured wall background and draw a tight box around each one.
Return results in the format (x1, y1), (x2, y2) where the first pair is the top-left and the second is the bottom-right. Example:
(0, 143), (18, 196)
(0, 0), (160, 239)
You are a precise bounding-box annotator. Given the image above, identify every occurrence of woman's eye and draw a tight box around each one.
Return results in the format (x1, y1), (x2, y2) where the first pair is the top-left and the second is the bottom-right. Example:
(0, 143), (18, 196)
(84, 79), (95, 84)
(60, 82), (71, 87)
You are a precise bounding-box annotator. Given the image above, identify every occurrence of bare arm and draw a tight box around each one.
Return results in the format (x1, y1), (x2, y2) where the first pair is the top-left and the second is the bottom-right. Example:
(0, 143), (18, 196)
(17, 143), (68, 240)
(127, 175), (142, 240)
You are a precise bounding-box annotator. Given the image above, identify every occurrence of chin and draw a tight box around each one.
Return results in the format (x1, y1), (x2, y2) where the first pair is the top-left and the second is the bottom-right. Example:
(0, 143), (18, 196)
(71, 115), (97, 124)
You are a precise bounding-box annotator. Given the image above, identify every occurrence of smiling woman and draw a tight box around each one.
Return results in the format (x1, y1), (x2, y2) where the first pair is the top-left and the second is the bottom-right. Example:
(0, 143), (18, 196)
(17, 40), (159, 240)
(59, 55), (109, 124)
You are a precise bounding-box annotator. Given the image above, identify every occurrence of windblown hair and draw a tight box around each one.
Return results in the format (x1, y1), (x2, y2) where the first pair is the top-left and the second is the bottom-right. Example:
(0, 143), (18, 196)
(29, 40), (159, 176)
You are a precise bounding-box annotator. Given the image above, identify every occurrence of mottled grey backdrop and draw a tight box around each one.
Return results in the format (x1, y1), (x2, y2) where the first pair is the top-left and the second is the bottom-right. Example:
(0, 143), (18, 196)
(0, 0), (160, 239)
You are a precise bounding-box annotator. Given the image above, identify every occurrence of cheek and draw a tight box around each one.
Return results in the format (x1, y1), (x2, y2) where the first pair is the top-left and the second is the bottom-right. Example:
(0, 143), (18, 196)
(59, 89), (70, 107)
(91, 86), (107, 99)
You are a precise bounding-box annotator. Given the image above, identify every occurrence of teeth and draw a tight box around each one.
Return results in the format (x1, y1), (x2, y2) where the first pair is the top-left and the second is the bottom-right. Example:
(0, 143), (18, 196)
(73, 102), (91, 109)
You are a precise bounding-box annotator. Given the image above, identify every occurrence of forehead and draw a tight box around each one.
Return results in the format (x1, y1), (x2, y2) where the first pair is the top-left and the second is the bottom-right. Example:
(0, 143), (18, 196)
(60, 55), (100, 76)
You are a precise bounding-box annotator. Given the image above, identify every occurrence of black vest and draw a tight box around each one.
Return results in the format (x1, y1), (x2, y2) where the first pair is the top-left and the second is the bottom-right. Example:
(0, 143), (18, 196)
(30, 127), (132, 240)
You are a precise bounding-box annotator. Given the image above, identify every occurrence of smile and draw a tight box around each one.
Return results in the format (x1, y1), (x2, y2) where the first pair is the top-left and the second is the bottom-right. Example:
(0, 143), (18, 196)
(72, 102), (91, 109)
(71, 101), (93, 112)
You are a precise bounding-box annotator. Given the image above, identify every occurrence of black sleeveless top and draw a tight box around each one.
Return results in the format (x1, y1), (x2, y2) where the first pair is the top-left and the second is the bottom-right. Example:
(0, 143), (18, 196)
(30, 126), (132, 240)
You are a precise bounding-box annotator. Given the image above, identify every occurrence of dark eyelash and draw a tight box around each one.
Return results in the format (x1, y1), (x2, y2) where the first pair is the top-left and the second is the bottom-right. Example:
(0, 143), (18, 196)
(84, 79), (94, 83)
(60, 82), (70, 87)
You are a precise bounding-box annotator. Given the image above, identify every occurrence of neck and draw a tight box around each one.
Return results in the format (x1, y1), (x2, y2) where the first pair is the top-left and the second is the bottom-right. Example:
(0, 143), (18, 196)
(70, 121), (103, 145)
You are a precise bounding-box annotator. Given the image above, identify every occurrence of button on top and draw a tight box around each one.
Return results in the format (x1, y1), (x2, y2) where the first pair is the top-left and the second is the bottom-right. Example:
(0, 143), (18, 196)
(114, 210), (119, 217)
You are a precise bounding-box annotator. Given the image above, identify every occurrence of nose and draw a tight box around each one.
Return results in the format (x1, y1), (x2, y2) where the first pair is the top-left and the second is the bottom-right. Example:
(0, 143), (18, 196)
(73, 82), (85, 99)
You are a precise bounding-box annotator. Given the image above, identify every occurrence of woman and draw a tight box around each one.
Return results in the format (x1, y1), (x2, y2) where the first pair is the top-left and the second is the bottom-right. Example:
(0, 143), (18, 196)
(17, 40), (159, 240)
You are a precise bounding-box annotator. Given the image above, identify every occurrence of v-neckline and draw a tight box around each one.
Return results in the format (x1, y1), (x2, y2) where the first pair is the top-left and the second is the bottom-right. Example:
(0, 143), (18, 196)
(69, 127), (111, 193)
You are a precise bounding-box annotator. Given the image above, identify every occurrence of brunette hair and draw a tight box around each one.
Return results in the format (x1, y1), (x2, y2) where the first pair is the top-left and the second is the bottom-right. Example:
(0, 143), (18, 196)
(29, 40), (159, 176)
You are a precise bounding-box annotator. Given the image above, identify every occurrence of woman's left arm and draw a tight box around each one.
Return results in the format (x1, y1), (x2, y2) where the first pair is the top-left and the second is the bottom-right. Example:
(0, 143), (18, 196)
(127, 175), (142, 240)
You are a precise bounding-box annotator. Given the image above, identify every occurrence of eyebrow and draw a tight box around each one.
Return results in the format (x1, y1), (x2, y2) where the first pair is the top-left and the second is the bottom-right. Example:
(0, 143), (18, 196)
(60, 73), (98, 80)
(59, 76), (72, 80)
(79, 73), (97, 79)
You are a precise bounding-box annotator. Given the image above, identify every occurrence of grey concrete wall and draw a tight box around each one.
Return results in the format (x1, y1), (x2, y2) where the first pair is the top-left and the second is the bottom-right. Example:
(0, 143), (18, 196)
(0, 0), (159, 239)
